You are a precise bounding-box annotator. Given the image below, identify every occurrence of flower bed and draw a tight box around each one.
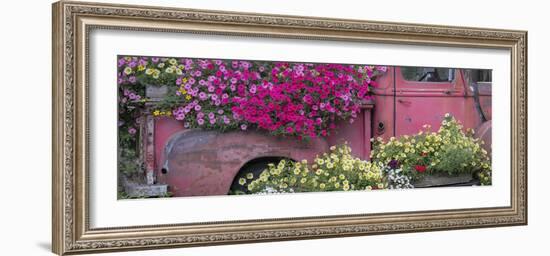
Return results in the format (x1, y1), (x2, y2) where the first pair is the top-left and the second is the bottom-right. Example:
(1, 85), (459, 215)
(235, 143), (386, 194)
(234, 114), (490, 195)
(371, 114), (491, 185)
(118, 56), (387, 139)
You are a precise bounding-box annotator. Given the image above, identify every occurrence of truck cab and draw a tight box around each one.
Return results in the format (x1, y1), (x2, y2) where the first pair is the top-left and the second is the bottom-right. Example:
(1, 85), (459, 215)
(372, 66), (491, 141)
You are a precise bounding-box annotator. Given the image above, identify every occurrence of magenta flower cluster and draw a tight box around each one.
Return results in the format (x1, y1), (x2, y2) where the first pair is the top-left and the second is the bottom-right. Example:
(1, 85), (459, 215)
(118, 56), (386, 139)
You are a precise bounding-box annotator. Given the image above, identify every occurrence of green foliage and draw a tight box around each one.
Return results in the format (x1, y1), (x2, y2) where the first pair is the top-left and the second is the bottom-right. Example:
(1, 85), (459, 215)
(371, 114), (491, 184)
(433, 144), (478, 175)
(118, 147), (141, 176)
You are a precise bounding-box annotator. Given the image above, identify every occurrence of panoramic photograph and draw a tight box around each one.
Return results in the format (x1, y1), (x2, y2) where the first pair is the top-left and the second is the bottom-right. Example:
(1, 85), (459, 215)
(117, 55), (492, 199)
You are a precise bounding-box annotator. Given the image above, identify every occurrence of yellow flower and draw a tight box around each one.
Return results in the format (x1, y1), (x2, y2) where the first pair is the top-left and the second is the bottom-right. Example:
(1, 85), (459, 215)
(153, 110), (160, 116)
(246, 173), (254, 179)
(137, 65), (145, 71)
(238, 178), (246, 185)
(185, 95), (192, 100)
(319, 183), (326, 189)
(124, 67), (132, 75)
(300, 178), (307, 184)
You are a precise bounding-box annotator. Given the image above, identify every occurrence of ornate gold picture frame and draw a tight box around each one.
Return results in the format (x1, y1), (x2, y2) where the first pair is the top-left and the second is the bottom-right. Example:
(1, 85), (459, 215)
(52, 1), (527, 255)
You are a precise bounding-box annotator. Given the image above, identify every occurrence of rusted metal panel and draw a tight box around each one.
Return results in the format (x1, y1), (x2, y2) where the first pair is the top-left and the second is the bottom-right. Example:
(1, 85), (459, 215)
(326, 105), (373, 160)
(153, 117), (185, 178)
(159, 129), (328, 197)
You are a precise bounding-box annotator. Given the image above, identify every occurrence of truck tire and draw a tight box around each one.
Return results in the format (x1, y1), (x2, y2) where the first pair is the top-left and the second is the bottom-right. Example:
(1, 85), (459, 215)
(229, 162), (273, 194)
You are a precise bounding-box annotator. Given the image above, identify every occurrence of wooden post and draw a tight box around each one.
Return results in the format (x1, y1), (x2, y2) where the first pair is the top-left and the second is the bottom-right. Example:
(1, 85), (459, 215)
(144, 113), (156, 185)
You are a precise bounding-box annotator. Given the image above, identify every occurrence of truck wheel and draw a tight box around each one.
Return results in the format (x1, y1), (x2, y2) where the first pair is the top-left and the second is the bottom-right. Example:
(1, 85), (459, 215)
(229, 162), (273, 195)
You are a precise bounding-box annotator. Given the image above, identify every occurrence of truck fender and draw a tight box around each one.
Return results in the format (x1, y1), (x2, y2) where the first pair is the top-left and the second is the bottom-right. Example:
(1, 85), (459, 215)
(475, 120), (492, 157)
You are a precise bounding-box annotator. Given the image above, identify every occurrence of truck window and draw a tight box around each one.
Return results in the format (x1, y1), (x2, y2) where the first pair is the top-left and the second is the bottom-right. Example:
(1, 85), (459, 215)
(471, 69), (492, 83)
(401, 67), (455, 82)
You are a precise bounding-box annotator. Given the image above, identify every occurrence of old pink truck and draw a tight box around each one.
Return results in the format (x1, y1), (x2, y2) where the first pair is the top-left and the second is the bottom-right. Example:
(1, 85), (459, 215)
(136, 66), (492, 197)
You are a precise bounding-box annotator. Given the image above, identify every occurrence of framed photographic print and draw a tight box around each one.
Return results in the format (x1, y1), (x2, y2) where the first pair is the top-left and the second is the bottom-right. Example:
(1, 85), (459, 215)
(52, 1), (527, 255)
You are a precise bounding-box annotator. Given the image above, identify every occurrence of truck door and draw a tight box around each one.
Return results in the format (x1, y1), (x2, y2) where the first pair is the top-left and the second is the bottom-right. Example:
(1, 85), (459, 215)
(393, 67), (468, 136)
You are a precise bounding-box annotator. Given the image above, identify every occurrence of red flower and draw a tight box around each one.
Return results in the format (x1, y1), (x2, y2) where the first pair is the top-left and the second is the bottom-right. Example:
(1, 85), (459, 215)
(415, 165), (427, 173)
